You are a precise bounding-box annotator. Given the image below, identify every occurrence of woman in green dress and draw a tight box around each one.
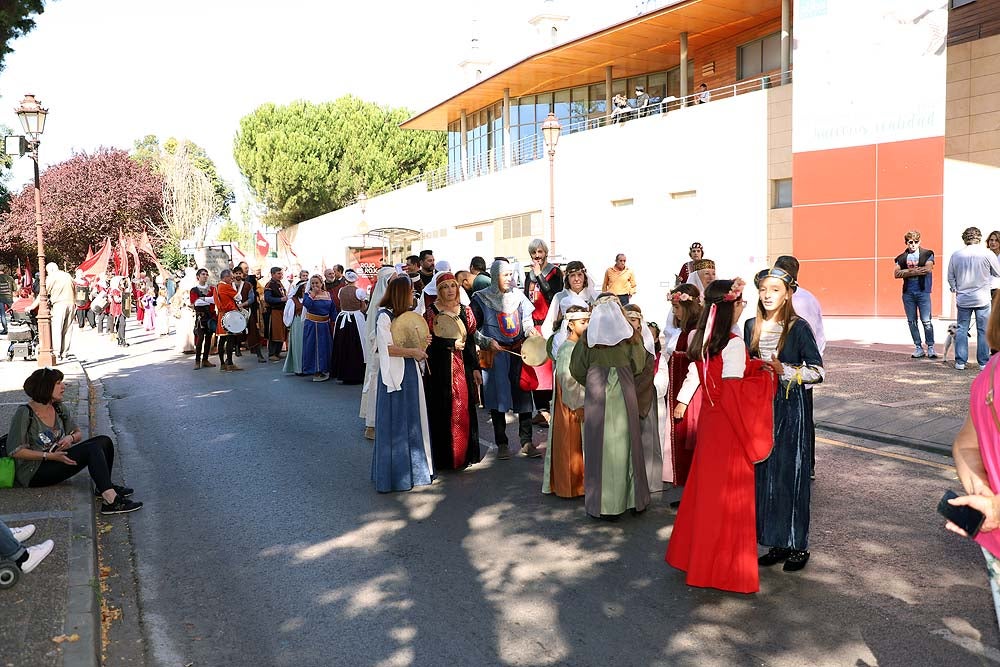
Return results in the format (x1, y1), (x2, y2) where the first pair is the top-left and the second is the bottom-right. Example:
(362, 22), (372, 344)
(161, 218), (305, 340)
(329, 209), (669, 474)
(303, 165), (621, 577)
(282, 281), (306, 375)
(570, 293), (650, 518)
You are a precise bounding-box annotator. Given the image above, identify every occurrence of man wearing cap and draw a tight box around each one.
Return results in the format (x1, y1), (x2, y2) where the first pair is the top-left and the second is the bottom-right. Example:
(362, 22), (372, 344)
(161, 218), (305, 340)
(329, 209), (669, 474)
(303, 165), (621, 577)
(947, 226), (1000, 370)
(677, 243), (704, 285)
(471, 259), (542, 460)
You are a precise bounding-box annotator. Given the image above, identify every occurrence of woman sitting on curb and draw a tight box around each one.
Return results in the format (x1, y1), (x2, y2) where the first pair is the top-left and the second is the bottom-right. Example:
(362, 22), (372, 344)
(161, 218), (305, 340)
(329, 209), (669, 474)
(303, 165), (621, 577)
(8, 368), (142, 515)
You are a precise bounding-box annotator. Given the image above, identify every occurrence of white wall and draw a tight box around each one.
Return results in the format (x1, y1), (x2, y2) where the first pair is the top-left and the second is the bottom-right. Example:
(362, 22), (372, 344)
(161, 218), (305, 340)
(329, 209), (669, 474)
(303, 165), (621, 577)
(286, 89), (772, 328)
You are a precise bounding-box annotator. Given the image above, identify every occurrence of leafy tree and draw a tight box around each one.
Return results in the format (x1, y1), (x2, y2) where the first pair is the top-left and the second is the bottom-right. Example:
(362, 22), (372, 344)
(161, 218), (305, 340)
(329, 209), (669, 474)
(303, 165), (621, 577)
(0, 0), (44, 73)
(216, 218), (250, 250)
(0, 148), (165, 265)
(233, 95), (447, 227)
(132, 134), (235, 218)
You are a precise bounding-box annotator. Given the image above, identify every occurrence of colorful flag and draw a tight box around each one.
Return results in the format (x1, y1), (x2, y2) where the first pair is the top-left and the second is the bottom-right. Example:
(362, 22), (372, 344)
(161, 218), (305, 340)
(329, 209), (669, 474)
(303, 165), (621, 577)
(127, 236), (141, 278)
(277, 229), (298, 262)
(117, 229), (128, 277)
(85, 245), (94, 261)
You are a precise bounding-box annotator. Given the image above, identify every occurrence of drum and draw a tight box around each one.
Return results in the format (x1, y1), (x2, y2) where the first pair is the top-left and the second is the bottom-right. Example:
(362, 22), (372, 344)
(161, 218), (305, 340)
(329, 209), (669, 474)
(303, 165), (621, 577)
(432, 313), (465, 340)
(520, 335), (548, 367)
(390, 311), (430, 349)
(222, 309), (248, 334)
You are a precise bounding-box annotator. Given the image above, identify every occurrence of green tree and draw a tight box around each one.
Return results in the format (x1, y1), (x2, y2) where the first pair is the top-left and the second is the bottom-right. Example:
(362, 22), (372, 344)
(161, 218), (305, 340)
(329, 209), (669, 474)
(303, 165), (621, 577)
(233, 95), (446, 227)
(0, 0), (44, 73)
(132, 134), (235, 219)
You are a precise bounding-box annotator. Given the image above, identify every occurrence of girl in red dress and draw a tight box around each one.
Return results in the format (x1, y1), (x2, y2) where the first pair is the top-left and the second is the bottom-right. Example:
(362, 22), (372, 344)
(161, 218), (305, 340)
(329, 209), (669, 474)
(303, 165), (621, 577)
(665, 278), (777, 594)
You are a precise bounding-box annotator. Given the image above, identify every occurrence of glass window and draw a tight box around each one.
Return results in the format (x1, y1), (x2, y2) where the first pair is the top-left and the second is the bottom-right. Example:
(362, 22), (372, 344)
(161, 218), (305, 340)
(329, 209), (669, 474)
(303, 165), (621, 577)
(952, 0), (975, 7)
(570, 86), (588, 131)
(647, 72), (666, 101)
(773, 179), (792, 208)
(739, 31), (781, 80)
(611, 78), (627, 98)
(509, 102), (519, 125)
(665, 61), (695, 99)
(588, 83), (607, 122)
(554, 89), (571, 125)
(535, 92), (553, 122)
(628, 76), (647, 103)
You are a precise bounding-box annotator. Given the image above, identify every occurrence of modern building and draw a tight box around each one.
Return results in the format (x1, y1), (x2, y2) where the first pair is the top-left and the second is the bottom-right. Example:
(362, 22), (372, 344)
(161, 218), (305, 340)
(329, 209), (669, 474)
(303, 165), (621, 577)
(285, 0), (995, 336)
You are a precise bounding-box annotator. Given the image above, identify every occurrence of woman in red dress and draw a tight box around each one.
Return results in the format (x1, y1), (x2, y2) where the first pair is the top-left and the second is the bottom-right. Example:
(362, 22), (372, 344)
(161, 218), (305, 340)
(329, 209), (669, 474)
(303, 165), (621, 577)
(665, 278), (776, 594)
(664, 283), (703, 487)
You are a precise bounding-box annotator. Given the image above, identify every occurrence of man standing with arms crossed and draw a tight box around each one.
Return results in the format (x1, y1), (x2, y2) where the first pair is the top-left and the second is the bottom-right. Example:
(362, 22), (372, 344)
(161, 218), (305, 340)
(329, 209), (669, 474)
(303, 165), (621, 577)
(947, 226), (1000, 370)
(894, 230), (937, 360)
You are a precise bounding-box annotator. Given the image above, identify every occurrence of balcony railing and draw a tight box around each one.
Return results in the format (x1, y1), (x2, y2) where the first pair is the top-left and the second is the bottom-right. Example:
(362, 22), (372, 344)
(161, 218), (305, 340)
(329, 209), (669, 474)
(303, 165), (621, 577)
(371, 70), (792, 198)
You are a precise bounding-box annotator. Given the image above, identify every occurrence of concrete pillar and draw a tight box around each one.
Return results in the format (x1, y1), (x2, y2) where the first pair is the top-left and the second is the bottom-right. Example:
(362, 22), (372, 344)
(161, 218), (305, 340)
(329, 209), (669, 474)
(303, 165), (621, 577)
(680, 32), (689, 107)
(781, 0), (791, 84)
(460, 109), (468, 179)
(605, 65), (613, 124)
(503, 88), (512, 168)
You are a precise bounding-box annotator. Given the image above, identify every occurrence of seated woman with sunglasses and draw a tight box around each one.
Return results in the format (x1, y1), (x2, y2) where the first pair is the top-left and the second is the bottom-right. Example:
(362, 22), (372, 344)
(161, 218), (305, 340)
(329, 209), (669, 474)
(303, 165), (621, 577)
(8, 368), (142, 515)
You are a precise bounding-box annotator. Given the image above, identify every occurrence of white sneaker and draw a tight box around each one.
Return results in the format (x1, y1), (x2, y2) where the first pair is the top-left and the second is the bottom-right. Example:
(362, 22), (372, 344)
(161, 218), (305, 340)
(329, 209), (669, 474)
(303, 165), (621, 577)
(20, 539), (54, 573)
(956, 362), (967, 370)
(10, 524), (36, 543)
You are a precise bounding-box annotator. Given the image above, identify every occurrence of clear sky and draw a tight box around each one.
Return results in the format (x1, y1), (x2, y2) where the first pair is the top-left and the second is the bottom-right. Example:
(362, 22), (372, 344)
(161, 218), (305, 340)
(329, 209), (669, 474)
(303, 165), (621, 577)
(0, 0), (646, 213)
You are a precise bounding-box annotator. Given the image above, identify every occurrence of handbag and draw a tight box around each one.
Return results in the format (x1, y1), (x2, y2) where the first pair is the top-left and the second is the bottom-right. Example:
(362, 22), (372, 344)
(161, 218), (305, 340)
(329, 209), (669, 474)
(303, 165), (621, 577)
(0, 434), (13, 489)
(519, 361), (539, 392)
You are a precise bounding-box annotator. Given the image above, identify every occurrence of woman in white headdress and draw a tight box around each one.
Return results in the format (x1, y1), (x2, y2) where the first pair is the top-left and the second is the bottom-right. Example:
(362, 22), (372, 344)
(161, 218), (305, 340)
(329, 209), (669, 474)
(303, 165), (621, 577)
(685, 259), (716, 296)
(282, 280), (307, 375)
(417, 260), (470, 315)
(173, 267), (198, 353)
(360, 266), (400, 439)
(331, 269), (368, 384)
(541, 260), (599, 341)
(569, 294), (651, 518)
(624, 303), (664, 493)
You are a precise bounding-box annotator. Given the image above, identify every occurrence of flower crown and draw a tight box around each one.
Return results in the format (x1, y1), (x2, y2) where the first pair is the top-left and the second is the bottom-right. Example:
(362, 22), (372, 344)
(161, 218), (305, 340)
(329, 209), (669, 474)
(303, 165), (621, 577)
(721, 278), (745, 302)
(670, 291), (695, 304)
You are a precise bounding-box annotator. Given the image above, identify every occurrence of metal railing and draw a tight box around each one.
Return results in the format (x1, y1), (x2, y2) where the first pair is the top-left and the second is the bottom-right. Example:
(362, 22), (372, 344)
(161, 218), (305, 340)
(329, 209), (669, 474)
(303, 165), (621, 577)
(370, 70), (792, 198)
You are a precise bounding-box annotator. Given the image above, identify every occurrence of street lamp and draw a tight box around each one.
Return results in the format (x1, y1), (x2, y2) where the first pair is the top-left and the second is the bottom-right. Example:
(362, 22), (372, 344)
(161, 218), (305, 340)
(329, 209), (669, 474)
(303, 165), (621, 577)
(541, 113), (561, 257)
(14, 94), (55, 367)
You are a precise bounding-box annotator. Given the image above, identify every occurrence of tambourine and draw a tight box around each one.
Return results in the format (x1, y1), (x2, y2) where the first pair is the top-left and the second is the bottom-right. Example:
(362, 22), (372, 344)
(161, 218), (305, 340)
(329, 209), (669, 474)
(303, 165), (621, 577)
(391, 311), (430, 349)
(432, 313), (465, 340)
(520, 335), (549, 367)
(222, 309), (248, 334)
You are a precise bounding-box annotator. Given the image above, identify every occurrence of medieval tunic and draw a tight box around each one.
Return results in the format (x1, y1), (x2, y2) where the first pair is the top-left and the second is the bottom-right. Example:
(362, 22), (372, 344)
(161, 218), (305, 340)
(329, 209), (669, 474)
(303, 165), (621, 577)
(665, 335), (776, 594)
(542, 338), (586, 498)
(470, 291), (535, 416)
(524, 264), (563, 394)
(667, 326), (702, 486)
(301, 294), (335, 374)
(234, 278), (261, 351)
(371, 308), (434, 492)
(743, 318), (824, 552)
(264, 278), (288, 344)
(569, 333), (650, 517)
(213, 281), (238, 336)
(331, 284), (367, 384)
(635, 349), (664, 493)
(423, 304), (482, 470)
(282, 294), (304, 375)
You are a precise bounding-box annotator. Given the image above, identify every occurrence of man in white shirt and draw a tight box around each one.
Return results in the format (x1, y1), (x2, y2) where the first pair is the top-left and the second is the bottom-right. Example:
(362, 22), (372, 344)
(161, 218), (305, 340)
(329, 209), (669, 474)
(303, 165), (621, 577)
(947, 226), (1000, 370)
(774, 255), (826, 355)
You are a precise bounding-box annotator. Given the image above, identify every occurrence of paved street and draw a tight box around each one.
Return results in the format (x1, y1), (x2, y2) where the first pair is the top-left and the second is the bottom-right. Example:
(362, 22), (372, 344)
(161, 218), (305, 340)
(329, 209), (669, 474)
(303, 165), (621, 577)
(54, 323), (997, 667)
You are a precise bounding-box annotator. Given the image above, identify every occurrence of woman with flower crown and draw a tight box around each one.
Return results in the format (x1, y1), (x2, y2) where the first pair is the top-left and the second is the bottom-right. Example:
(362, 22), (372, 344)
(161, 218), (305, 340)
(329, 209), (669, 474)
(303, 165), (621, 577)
(665, 278), (777, 593)
(663, 283), (703, 488)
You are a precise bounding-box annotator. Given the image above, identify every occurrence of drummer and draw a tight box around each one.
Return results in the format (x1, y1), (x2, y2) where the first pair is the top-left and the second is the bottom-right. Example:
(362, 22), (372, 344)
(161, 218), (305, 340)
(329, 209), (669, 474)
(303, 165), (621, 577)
(470, 259), (541, 460)
(214, 269), (243, 372)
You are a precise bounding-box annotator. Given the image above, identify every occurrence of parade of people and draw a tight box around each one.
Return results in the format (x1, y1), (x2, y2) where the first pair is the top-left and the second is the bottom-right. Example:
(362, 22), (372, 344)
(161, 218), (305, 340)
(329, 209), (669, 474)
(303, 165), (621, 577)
(2, 1), (995, 661)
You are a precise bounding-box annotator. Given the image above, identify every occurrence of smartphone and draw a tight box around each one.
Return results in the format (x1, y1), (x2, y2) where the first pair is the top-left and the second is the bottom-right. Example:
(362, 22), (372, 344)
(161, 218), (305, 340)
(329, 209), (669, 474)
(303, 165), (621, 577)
(938, 490), (986, 537)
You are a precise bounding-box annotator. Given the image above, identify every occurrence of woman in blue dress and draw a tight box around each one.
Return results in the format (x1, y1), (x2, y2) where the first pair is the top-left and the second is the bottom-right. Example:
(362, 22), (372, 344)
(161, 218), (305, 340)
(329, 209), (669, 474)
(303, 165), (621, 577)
(301, 275), (336, 382)
(744, 265), (824, 572)
(371, 276), (435, 493)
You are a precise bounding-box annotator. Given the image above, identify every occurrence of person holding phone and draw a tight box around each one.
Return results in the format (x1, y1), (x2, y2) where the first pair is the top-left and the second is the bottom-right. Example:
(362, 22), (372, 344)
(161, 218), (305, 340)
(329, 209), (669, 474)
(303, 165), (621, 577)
(7, 368), (142, 515)
(946, 298), (1000, 630)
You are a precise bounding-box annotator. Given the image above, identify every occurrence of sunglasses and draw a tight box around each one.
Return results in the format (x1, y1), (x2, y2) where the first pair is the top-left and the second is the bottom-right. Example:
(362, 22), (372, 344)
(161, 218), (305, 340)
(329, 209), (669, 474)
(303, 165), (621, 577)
(905, 240), (920, 245)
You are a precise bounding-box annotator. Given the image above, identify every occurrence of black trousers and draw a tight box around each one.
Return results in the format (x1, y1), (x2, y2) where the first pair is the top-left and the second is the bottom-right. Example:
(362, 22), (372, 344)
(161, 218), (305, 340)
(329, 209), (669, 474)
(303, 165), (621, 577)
(195, 329), (214, 362)
(114, 314), (127, 344)
(95, 307), (109, 334)
(30, 435), (115, 493)
(76, 308), (95, 328)
(532, 389), (552, 413)
(218, 334), (237, 365)
(490, 410), (532, 447)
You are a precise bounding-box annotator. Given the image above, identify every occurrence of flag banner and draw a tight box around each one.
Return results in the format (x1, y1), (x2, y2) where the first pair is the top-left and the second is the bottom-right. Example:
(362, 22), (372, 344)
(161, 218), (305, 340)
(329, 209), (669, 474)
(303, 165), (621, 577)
(85, 245), (94, 261)
(78, 238), (112, 278)
(117, 229), (128, 277)
(255, 230), (270, 259)
(127, 236), (141, 278)
(277, 229), (298, 262)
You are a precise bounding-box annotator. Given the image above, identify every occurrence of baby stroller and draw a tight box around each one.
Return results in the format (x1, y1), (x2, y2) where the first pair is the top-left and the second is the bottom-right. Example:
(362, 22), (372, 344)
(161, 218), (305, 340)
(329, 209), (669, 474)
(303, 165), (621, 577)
(7, 308), (39, 361)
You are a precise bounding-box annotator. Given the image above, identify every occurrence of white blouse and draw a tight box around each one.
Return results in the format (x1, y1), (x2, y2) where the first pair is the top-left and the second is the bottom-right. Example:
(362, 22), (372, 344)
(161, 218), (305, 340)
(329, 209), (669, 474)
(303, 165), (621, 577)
(676, 337), (747, 405)
(376, 311), (406, 393)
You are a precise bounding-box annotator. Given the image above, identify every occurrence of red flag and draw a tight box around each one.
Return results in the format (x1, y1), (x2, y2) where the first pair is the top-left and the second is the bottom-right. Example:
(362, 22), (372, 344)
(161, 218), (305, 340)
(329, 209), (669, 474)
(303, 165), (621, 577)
(255, 231), (270, 260)
(138, 230), (155, 257)
(19, 256), (32, 289)
(79, 238), (112, 278)
(232, 244), (247, 265)
(117, 229), (128, 277)
(127, 236), (141, 278)
(85, 245), (94, 261)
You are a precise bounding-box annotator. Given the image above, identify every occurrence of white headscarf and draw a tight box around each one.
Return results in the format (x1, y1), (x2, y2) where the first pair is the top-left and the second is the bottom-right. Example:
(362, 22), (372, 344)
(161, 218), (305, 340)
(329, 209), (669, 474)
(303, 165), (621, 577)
(366, 266), (399, 344)
(550, 293), (589, 357)
(586, 295), (634, 348)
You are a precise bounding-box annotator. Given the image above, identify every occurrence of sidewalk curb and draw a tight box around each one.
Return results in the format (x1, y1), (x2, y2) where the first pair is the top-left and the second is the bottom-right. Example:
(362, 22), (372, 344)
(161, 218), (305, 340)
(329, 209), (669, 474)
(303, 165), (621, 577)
(817, 422), (953, 458)
(62, 362), (100, 667)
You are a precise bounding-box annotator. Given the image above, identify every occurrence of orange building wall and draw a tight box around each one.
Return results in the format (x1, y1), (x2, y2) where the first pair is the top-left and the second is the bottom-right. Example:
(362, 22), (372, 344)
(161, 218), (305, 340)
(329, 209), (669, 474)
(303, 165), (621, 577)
(792, 136), (944, 316)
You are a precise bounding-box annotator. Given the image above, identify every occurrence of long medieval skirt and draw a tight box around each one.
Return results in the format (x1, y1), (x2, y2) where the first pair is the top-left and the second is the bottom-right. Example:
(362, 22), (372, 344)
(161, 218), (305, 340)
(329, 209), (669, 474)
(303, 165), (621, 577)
(331, 312), (366, 384)
(666, 350), (702, 486)
(583, 366), (649, 517)
(282, 315), (304, 374)
(542, 381), (585, 498)
(371, 359), (434, 492)
(302, 319), (332, 374)
(424, 344), (481, 470)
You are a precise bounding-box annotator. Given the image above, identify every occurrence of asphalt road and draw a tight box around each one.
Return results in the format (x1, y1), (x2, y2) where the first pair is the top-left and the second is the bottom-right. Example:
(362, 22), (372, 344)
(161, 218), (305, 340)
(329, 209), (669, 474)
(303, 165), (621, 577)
(83, 328), (1000, 667)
